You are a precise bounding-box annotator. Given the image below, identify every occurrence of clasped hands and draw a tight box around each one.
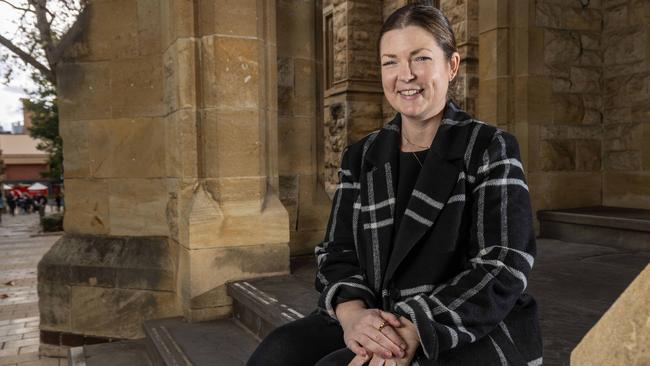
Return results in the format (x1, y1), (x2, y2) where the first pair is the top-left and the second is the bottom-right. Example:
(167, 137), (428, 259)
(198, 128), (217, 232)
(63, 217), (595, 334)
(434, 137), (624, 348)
(335, 300), (419, 366)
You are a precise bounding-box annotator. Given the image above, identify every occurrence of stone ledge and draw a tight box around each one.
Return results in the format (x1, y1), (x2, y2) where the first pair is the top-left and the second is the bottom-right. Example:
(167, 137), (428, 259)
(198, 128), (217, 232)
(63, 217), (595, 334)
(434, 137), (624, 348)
(38, 234), (176, 291)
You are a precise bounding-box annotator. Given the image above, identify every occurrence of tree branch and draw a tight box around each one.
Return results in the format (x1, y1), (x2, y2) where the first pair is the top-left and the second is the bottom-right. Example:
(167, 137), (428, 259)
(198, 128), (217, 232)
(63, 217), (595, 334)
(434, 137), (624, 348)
(0, 33), (55, 84)
(29, 0), (57, 73)
(49, 6), (87, 66)
(0, 0), (33, 12)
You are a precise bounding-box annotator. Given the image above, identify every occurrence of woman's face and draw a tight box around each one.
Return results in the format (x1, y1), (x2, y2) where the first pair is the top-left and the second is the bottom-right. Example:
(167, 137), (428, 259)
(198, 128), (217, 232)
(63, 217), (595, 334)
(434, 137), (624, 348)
(379, 25), (459, 123)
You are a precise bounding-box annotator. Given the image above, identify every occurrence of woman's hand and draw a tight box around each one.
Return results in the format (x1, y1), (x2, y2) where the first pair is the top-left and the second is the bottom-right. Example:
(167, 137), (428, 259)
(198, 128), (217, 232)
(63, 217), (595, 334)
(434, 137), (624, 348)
(335, 300), (407, 360)
(347, 314), (420, 366)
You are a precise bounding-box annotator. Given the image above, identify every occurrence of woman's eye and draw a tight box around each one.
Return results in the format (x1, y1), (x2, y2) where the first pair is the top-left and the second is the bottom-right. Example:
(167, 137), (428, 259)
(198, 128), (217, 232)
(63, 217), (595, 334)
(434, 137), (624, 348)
(414, 56), (431, 62)
(382, 61), (396, 66)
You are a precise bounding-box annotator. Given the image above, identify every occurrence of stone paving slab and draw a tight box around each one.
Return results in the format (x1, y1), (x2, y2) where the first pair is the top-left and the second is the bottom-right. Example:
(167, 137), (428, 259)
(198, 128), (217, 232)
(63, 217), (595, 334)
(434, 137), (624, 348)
(0, 214), (64, 366)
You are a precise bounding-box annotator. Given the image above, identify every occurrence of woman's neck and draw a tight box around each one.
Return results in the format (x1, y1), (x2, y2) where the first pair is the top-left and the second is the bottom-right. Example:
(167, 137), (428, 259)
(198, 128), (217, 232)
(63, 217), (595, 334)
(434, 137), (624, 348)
(400, 113), (442, 152)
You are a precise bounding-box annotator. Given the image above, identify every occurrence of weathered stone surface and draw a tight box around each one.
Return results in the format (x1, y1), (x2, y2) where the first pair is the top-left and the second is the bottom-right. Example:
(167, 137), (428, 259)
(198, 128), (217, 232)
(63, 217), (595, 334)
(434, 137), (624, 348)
(70, 286), (178, 339)
(553, 94), (586, 124)
(58, 62), (112, 122)
(576, 140), (602, 171)
(186, 188), (289, 249)
(202, 109), (262, 178)
(605, 151), (642, 171)
(163, 38), (198, 114)
(279, 117), (313, 175)
(108, 178), (170, 236)
(63, 179), (110, 235)
(540, 139), (576, 171)
(110, 57), (164, 118)
(544, 30), (582, 68)
(604, 172), (650, 208)
(165, 109), (198, 178)
(178, 242), (289, 317)
(528, 172), (602, 214)
(84, 0), (139, 60)
(570, 67), (601, 93)
(604, 123), (643, 152)
(199, 0), (259, 37)
(160, 0), (194, 48)
(571, 264), (650, 366)
(37, 281), (71, 332)
(201, 35), (260, 110)
(603, 28), (647, 65)
(277, 0), (315, 59)
(641, 123), (650, 171)
(88, 118), (166, 179)
(60, 120), (90, 178)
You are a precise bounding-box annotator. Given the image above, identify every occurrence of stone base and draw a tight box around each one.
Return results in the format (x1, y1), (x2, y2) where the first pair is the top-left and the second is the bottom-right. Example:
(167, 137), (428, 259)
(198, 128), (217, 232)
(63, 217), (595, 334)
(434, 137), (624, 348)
(37, 235), (181, 340)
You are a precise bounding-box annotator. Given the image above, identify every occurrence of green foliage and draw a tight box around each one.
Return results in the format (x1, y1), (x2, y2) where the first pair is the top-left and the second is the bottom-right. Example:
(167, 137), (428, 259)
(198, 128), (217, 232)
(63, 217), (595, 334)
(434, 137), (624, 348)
(41, 213), (64, 232)
(24, 77), (62, 182)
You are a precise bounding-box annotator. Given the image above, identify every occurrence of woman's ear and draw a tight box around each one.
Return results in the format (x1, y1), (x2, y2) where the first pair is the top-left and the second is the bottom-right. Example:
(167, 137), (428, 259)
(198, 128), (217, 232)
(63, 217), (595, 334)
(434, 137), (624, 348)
(449, 51), (460, 81)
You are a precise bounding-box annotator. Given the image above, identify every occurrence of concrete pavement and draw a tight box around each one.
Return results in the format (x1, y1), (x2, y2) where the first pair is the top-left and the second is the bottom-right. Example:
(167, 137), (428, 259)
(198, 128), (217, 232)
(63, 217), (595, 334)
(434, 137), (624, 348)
(0, 213), (64, 366)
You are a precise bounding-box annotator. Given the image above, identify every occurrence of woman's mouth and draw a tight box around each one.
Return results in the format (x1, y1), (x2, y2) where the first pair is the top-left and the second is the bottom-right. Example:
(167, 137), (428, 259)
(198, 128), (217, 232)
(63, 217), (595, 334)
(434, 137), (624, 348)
(398, 88), (423, 98)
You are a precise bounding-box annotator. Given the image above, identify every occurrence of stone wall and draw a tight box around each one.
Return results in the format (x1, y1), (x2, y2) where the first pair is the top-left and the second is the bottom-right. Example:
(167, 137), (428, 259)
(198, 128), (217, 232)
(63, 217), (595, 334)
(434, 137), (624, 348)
(43, 0), (291, 353)
(527, 0), (605, 214)
(477, 0), (606, 220)
(277, 0), (332, 255)
(323, 0), (384, 195)
(602, 0), (650, 209)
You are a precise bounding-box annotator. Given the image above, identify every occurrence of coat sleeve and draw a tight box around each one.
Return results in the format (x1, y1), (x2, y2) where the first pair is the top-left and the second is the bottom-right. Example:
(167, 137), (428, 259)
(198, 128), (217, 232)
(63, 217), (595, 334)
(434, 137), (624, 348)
(315, 147), (377, 319)
(392, 130), (536, 360)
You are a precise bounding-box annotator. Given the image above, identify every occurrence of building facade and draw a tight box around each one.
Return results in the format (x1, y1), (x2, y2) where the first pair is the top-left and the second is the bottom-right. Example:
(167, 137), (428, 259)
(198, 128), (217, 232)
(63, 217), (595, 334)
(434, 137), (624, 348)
(38, 0), (650, 358)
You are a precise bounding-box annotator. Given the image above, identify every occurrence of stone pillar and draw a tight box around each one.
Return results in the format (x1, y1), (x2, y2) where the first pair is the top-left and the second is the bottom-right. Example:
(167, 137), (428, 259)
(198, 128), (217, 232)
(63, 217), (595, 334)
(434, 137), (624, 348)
(40, 0), (290, 355)
(323, 0), (384, 195)
(277, 0), (333, 255)
(172, 0), (290, 322)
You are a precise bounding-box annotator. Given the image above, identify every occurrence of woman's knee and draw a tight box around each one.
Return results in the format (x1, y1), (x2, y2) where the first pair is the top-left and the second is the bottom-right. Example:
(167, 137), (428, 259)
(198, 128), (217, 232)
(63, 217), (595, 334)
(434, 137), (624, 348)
(247, 325), (302, 366)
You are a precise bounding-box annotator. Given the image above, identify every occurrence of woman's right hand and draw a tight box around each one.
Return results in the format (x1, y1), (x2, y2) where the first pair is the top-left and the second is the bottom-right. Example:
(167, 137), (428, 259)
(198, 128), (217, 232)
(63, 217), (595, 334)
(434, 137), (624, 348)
(335, 300), (407, 360)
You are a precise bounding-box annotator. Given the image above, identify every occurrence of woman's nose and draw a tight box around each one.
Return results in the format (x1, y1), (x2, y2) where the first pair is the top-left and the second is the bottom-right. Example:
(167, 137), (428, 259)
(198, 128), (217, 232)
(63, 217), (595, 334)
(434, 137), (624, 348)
(397, 62), (415, 82)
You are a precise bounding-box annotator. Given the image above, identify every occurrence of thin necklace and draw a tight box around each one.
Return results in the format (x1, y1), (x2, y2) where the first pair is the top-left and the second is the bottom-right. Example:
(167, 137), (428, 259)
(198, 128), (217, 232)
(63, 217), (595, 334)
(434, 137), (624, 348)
(411, 151), (424, 168)
(402, 131), (429, 168)
(402, 131), (430, 149)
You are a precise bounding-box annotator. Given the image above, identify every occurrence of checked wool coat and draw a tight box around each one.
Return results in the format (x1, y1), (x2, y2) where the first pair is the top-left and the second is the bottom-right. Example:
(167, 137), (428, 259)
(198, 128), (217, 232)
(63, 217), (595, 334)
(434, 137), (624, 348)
(314, 101), (543, 366)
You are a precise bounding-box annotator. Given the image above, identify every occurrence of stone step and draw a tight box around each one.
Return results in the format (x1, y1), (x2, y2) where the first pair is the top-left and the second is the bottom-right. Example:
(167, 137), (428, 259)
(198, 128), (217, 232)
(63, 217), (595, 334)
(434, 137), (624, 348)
(227, 272), (319, 340)
(68, 317), (259, 366)
(143, 317), (259, 366)
(68, 339), (152, 366)
(538, 206), (650, 251)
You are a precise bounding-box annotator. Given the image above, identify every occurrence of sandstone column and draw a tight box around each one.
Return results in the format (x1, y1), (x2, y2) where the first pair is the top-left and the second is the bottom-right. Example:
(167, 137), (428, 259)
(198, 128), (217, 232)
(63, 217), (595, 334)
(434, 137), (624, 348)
(169, 0), (290, 322)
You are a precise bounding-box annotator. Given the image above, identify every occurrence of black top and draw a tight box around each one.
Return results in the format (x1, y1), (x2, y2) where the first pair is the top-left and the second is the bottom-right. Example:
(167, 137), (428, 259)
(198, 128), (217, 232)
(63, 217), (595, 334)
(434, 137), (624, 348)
(392, 149), (428, 243)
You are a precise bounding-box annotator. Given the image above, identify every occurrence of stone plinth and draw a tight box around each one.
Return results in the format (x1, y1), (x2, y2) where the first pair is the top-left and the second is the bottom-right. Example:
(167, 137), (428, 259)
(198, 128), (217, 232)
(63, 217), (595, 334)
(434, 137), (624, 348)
(571, 264), (650, 366)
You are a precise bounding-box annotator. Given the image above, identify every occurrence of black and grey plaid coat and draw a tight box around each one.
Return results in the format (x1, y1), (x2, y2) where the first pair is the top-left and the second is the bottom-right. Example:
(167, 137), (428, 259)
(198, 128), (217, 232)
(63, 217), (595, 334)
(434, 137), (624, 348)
(315, 101), (543, 366)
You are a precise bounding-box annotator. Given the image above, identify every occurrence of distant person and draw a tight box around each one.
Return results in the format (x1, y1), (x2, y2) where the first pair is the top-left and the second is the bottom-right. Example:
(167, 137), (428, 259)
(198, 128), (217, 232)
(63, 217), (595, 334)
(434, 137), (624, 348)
(55, 193), (62, 212)
(6, 193), (15, 216)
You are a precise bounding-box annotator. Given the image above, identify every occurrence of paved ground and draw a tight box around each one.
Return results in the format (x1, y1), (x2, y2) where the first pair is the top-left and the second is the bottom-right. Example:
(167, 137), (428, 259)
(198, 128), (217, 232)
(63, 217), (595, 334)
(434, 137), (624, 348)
(0, 213), (64, 366)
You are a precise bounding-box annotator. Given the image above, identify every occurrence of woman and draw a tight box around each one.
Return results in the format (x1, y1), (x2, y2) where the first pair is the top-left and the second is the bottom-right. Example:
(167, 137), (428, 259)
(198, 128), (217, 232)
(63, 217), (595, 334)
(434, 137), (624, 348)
(247, 4), (542, 366)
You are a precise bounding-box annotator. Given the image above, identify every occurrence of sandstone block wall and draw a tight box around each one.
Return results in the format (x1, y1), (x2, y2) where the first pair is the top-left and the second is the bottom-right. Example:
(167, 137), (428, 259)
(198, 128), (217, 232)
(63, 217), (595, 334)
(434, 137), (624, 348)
(602, 0), (650, 209)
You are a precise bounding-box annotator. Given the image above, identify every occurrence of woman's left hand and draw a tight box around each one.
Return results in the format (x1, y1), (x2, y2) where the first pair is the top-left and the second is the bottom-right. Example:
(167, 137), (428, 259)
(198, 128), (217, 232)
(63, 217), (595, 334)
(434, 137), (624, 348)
(347, 314), (420, 366)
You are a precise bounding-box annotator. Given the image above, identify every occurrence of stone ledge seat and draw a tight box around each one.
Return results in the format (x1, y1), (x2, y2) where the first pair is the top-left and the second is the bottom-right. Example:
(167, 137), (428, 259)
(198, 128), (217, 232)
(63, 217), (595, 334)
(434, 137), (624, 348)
(538, 206), (650, 251)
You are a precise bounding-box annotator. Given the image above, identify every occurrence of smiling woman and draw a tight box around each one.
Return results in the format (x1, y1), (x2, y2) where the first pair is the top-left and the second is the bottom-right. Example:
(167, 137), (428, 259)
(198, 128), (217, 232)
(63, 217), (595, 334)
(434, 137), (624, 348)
(247, 4), (542, 366)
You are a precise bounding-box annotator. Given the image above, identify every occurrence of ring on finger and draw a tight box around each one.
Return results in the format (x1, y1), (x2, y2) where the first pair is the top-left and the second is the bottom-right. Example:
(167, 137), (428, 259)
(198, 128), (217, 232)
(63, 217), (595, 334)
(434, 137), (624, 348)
(377, 320), (387, 332)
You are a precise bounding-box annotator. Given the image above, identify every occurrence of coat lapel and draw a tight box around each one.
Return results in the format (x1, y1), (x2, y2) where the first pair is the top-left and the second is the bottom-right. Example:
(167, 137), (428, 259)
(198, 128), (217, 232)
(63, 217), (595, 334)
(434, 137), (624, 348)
(382, 101), (470, 285)
(360, 117), (400, 292)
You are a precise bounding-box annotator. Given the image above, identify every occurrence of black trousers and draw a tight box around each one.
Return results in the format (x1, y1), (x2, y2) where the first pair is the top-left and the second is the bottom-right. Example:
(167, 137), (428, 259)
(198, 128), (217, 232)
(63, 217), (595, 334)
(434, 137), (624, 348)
(246, 312), (356, 366)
